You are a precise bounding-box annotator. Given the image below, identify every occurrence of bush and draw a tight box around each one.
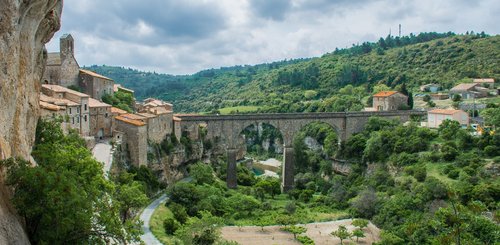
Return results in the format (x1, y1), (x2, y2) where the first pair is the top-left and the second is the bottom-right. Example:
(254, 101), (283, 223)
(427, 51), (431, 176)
(441, 143), (458, 161)
(413, 165), (427, 182)
(484, 145), (499, 157)
(285, 201), (297, 215)
(163, 217), (180, 235)
(169, 203), (188, 224)
(299, 190), (315, 203)
(447, 169), (460, 179)
(297, 235), (314, 245)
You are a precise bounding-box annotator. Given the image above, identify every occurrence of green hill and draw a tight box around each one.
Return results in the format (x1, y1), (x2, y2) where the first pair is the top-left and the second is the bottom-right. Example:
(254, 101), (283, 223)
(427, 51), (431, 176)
(87, 32), (499, 113)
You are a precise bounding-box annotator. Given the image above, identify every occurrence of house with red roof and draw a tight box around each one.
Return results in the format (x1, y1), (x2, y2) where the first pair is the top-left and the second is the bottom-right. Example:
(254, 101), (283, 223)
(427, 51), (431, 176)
(372, 91), (408, 111)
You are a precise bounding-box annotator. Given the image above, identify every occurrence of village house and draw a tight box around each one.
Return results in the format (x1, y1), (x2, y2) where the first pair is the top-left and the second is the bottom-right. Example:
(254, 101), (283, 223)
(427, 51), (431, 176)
(114, 113), (148, 166)
(427, 109), (469, 128)
(372, 91), (408, 111)
(88, 98), (113, 139)
(473, 78), (495, 88)
(41, 84), (90, 136)
(449, 83), (488, 99)
(79, 69), (115, 100)
(42, 34), (79, 87)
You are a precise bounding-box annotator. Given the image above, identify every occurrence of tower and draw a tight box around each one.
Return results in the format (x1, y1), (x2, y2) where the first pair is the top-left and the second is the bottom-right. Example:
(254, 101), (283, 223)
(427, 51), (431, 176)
(60, 33), (74, 61)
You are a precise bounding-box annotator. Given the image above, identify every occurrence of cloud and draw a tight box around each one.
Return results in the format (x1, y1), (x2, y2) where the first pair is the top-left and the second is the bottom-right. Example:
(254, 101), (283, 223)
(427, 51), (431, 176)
(249, 0), (292, 21)
(47, 0), (500, 75)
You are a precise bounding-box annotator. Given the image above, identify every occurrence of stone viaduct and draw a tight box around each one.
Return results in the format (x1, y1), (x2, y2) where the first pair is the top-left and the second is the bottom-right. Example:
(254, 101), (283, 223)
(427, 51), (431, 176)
(174, 110), (426, 191)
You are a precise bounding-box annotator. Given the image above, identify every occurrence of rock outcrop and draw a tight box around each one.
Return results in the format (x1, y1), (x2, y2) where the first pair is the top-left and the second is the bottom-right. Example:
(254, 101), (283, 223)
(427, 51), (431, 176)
(0, 0), (62, 243)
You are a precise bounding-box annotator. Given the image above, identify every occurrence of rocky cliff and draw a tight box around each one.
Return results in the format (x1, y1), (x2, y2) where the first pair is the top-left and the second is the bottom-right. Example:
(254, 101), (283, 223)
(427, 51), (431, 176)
(0, 0), (62, 243)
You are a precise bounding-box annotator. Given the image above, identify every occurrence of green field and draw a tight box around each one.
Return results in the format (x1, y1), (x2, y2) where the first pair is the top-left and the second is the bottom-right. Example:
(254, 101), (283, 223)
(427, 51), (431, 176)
(219, 106), (261, 114)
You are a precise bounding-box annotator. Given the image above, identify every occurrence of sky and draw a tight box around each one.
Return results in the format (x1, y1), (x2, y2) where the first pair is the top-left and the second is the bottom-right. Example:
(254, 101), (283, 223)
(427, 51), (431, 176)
(46, 0), (500, 75)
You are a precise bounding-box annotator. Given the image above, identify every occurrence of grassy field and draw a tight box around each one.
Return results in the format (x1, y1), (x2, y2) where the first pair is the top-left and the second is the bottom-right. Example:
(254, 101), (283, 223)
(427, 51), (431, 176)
(149, 202), (175, 244)
(425, 162), (459, 186)
(219, 106), (261, 114)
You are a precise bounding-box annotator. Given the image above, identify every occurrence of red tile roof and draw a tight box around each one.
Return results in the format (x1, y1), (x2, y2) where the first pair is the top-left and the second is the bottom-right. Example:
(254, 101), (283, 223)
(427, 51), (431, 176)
(373, 91), (398, 97)
(79, 69), (113, 81)
(115, 115), (146, 126)
(428, 109), (464, 115)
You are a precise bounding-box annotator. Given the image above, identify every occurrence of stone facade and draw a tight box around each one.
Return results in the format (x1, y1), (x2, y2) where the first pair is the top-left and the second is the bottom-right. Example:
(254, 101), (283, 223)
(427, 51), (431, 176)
(114, 115), (148, 166)
(88, 98), (113, 139)
(42, 34), (80, 87)
(79, 69), (114, 100)
(373, 91), (408, 111)
(41, 84), (90, 136)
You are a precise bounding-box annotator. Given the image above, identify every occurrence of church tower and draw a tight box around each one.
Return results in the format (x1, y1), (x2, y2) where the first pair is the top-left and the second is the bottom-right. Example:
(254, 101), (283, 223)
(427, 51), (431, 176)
(60, 33), (75, 61)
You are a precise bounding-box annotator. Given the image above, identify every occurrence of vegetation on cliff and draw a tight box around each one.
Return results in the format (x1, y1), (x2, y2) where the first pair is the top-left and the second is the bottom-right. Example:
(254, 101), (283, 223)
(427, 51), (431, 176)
(88, 32), (499, 113)
(0, 119), (149, 244)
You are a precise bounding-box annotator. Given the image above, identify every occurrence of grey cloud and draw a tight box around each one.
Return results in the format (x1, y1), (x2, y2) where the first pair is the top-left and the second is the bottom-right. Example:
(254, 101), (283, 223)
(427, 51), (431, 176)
(249, 0), (292, 21)
(60, 0), (227, 46)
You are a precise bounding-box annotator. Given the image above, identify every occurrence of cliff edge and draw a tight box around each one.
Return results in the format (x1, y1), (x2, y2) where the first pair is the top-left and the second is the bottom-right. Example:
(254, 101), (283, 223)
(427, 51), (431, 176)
(0, 0), (62, 243)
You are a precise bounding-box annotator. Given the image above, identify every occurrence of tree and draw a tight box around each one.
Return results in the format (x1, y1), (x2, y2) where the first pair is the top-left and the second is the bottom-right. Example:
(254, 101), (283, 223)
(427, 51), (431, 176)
(164, 217), (180, 235)
(350, 188), (378, 218)
(331, 225), (351, 245)
(352, 219), (369, 229)
(190, 162), (215, 185)
(352, 228), (365, 243)
(169, 203), (188, 224)
(175, 211), (224, 245)
(407, 92), (414, 109)
(481, 108), (500, 127)
(438, 119), (461, 140)
(114, 176), (149, 222)
(283, 225), (307, 239)
(2, 119), (140, 244)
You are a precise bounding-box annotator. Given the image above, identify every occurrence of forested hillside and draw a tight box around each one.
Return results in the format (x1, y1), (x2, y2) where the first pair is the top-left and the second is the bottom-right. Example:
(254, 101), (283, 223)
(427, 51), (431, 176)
(87, 32), (499, 113)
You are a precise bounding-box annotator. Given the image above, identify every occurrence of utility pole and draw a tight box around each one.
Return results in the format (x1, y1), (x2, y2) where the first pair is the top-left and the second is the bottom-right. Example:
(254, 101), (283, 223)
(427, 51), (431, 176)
(399, 24), (402, 37)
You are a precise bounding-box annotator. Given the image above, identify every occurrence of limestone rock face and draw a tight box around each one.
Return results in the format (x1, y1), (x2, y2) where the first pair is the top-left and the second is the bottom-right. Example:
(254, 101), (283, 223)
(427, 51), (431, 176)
(0, 0), (62, 243)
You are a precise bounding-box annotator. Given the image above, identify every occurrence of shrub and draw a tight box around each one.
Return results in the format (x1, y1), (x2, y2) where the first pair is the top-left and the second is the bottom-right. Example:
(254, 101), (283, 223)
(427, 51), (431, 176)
(285, 201), (297, 215)
(297, 235), (314, 245)
(447, 169), (460, 179)
(169, 203), (188, 224)
(163, 217), (180, 235)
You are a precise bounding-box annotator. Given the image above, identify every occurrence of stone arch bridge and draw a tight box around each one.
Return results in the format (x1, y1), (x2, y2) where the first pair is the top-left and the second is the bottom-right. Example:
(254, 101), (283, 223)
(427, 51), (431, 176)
(174, 110), (425, 191)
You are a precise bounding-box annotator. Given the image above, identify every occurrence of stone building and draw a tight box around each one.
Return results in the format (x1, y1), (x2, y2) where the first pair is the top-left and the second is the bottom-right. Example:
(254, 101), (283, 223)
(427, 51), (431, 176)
(41, 84), (90, 136)
(114, 114), (148, 166)
(373, 91), (408, 111)
(88, 98), (112, 139)
(42, 34), (80, 87)
(449, 83), (488, 99)
(79, 69), (114, 100)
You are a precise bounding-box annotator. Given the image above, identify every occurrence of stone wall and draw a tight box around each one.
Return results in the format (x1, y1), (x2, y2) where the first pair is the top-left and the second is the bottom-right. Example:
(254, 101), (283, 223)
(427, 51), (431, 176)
(146, 113), (173, 144)
(89, 107), (113, 138)
(115, 120), (148, 166)
(79, 73), (114, 100)
(0, 0), (62, 243)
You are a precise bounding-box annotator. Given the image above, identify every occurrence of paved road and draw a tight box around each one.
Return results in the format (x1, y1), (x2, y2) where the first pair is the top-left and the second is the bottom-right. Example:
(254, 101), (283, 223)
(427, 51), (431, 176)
(140, 194), (168, 245)
(92, 142), (113, 178)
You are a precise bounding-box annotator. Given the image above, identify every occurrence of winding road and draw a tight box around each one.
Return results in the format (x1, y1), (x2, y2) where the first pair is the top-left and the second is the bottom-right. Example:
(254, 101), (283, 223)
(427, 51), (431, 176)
(139, 194), (168, 245)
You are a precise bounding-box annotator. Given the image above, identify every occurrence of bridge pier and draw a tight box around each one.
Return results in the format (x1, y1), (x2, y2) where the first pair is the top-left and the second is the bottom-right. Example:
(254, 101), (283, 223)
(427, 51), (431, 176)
(281, 146), (294, 192)
(226, 148), (238, 189)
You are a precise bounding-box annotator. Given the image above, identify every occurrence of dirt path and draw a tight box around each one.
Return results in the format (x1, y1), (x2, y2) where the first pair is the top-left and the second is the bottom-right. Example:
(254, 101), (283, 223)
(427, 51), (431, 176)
(222, 219), (380, 245)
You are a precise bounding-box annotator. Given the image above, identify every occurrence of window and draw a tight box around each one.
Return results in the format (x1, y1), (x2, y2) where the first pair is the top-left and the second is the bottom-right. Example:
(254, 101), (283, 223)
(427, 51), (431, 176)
(72, 117), (74, 124)
(84, 115), (87, 122)
(77, 107), (80, 113)
(105, 113), (108, 118)
(69, 108), (72, 114)
(77, 117), (80, 123)
(84, 104), (87, 111)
